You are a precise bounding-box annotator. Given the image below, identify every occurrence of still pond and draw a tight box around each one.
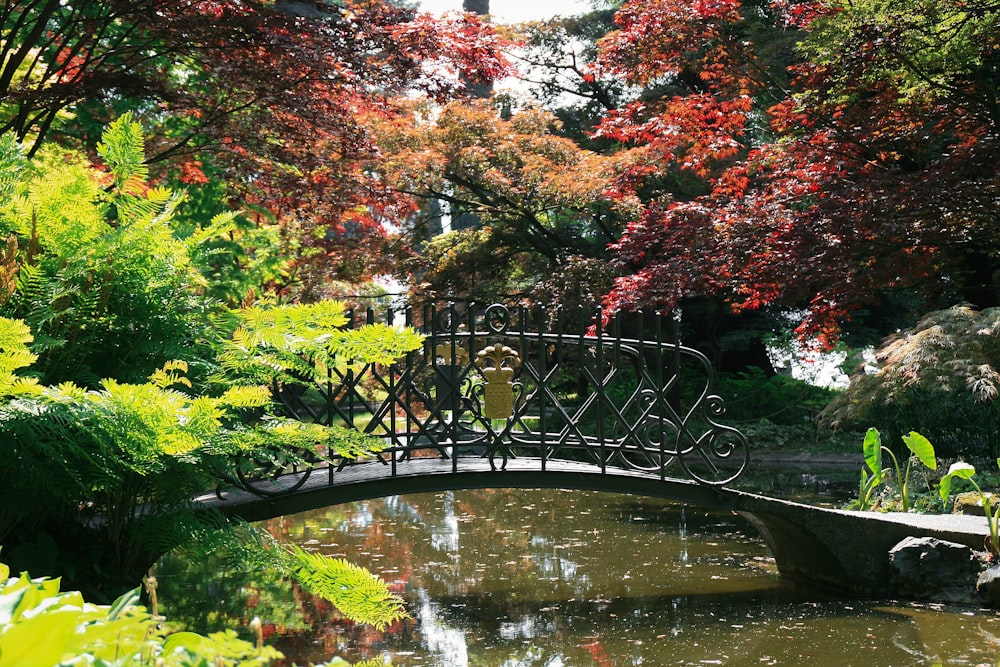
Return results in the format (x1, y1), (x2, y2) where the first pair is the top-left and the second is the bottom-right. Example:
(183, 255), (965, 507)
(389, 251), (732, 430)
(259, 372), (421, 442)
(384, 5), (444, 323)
(157, 471), (1000, 666)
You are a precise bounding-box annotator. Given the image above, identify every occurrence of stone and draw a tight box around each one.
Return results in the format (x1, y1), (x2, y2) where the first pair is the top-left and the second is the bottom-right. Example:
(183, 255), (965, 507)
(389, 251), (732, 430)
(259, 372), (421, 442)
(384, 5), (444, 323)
(889, 536), (981, 605)
(976, 563), (1000, 607)
(953, 491), (994, 516)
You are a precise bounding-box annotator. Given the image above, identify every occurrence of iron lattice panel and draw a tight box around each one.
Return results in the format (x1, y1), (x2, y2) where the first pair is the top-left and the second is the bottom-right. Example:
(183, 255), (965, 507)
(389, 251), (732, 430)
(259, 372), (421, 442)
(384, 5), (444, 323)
(272, 302), (749, 487)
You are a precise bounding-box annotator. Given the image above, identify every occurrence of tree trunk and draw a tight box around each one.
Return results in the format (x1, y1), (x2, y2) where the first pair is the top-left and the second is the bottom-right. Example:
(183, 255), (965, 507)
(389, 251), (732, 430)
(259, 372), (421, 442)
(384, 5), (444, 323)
(461, 0), (493, 99)
(463, 0), (489, 14)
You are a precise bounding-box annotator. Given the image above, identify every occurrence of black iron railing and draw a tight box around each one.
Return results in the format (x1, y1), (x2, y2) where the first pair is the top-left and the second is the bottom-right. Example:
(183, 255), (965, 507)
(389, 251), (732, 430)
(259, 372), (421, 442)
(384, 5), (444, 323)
(247, 302), (749, 493)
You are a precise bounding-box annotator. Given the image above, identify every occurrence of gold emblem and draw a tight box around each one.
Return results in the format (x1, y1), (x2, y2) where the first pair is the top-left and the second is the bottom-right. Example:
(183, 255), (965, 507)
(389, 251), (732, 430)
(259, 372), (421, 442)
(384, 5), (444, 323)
(476, 343), (521, 419)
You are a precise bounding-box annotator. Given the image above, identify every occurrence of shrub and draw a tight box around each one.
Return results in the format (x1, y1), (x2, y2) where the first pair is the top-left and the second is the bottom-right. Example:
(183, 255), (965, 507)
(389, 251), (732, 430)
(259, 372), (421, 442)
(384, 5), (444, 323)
(823, 305), (1000, 458)
(714, 367), (838, 426)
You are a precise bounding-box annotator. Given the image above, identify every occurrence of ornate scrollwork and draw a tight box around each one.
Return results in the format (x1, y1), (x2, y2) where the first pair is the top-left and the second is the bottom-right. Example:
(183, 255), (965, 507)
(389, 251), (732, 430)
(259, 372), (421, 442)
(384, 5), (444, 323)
(484, 304), (511, 334)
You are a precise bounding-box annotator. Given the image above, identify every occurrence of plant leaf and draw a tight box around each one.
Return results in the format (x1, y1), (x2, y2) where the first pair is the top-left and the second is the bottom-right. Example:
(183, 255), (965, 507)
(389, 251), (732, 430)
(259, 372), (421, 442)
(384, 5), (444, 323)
(289, 546), (407, 630)
(902, 431), (936, 470)
(939, 461), (977, 501)
(863, 427), (883, 480)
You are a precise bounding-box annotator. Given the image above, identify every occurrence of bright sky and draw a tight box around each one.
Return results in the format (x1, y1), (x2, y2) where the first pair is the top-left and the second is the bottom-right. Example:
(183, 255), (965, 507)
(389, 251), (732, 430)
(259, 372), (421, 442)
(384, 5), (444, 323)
(419, 0), (592, 22)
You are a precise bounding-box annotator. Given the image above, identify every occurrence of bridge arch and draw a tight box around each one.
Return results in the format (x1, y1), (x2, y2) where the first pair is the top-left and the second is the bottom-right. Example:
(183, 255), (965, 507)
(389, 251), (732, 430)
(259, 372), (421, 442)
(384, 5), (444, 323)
(197, 458), (990, 597)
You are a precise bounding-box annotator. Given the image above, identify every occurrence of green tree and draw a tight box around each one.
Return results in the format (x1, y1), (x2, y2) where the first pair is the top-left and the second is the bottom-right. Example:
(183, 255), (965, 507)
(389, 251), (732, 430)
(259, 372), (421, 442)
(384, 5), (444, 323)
(0, 117), (421, 638)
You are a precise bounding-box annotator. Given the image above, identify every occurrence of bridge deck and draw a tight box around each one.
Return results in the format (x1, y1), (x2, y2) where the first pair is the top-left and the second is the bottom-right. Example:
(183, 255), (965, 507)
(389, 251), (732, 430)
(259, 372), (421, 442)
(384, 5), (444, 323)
(195, 454), (988, 543)
(195, 457), (736, 523)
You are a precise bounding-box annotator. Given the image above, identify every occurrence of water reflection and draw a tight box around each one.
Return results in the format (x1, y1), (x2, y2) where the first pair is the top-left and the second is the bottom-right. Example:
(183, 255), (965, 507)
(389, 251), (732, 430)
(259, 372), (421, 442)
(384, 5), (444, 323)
(157, 488), (1000, 666)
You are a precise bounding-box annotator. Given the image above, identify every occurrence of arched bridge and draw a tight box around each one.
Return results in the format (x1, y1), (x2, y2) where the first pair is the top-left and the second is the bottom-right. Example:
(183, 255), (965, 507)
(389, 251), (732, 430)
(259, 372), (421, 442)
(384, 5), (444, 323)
(202, 302), (989, 597)
(197, 455), (989, 598)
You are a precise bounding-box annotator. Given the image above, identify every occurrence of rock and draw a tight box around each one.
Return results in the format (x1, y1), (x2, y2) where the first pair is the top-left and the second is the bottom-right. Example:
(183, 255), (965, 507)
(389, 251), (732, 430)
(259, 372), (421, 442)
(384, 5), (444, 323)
(977, 563), (1000, 606)
(953, 491), (994, 516)
(889, 536), (981, 605)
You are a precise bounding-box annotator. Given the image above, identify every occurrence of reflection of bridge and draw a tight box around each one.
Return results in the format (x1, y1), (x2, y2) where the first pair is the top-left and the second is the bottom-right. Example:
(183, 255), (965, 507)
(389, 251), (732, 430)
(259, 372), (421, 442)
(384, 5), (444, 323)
(197, 456), (989, 597)
(203, 302), (989, 597)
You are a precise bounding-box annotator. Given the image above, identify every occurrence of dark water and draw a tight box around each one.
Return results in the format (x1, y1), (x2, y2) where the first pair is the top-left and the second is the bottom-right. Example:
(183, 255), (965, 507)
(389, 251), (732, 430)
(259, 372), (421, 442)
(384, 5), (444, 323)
(157, 475), (1000, 666)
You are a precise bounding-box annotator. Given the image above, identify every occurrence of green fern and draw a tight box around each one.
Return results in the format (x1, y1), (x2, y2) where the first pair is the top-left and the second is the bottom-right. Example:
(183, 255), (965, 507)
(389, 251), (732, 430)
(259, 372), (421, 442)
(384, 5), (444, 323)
(0, 133), (28, 228)
(0, 117), (415, 637)
(184, 210), (242, 248)
(149, 360), (194, 390)
(218, 300), (424, 387)
(0, 112), (225, 386)
(287, 546), (407, 631)
(0, 316), (39, 396)
(96, 111), (149, 197)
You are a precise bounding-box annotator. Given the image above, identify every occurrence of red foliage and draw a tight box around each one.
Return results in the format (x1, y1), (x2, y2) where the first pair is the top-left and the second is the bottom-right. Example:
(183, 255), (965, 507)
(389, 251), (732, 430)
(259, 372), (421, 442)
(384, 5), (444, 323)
(596, 0), (1000, 346)
(4, 0), (513, 293)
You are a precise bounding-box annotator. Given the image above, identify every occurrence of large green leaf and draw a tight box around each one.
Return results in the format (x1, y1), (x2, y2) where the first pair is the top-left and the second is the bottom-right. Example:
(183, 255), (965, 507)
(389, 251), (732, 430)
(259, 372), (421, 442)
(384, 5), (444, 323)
(863, 427), (883, 481)
(939, 461), (977, 501)
(902, 431), (936, 469)
(0, 608), (87, 666)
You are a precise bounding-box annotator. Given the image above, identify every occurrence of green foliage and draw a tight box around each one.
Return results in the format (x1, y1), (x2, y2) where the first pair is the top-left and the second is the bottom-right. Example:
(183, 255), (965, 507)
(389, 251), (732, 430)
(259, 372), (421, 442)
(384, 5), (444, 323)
(287, 546), (407, 631)
(802, 0), (999, 108)
(181, 210), (288, 306)
(940, 459), (1000, 558)
(0, 566), (283, 666)
(232, 419), (383, 460)
(824, 306), (1000, 459)
(0, 360), (272, 579)
(159, 524), (408, 643)
(0, 339), (394, 585)
(0, 114), (416, 657)
(98, 111), (151, 198)
(217, 300), (424, 387)
(0, 317), (40, 397)
(0, 354), (406, 652)
(407, 227), (548, 303)
(851, 428), (937, 512)
(0, 115), (216, 385)
(714, 367), (838, 426)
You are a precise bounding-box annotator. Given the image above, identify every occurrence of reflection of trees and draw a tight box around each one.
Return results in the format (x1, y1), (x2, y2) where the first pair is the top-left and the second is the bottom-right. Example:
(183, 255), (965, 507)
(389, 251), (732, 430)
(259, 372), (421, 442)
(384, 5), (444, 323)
(154, 489), (990, 667)
(155, 550), (307, 639)
(243, 489), (782, 665)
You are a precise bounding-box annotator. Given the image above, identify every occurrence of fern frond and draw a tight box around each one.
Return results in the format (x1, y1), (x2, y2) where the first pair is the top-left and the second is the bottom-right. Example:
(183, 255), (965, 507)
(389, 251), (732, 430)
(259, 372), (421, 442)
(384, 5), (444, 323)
(0, 132), (28, 212)
(47, 381), (88, 401)
(0, 316), (33, 349)
(96, 112), (148, 196)
(2, 376), (41, 396)
(185, 210), (241, 248)
(331, 324), (424, 366)
(217, 385), (272, 409)
(288, 546), (407, 630)
(0, 316), (37, 396)
(148, 360), (192, 389)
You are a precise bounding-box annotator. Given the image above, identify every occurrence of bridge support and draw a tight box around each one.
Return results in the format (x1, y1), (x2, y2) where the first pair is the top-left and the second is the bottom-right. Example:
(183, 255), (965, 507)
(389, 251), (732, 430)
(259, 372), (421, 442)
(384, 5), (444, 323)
(729, 494), (990, 595)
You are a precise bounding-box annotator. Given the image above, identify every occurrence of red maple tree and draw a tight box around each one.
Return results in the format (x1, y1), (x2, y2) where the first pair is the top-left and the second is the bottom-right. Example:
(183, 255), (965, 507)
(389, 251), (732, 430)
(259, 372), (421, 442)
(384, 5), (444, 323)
(2, 0), (513, 295)
(596, 0), (999, 346)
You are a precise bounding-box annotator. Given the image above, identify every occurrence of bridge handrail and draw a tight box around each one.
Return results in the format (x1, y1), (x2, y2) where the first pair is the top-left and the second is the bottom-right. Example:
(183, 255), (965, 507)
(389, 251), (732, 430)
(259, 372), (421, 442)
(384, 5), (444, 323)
(243, 302), (750, 496)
